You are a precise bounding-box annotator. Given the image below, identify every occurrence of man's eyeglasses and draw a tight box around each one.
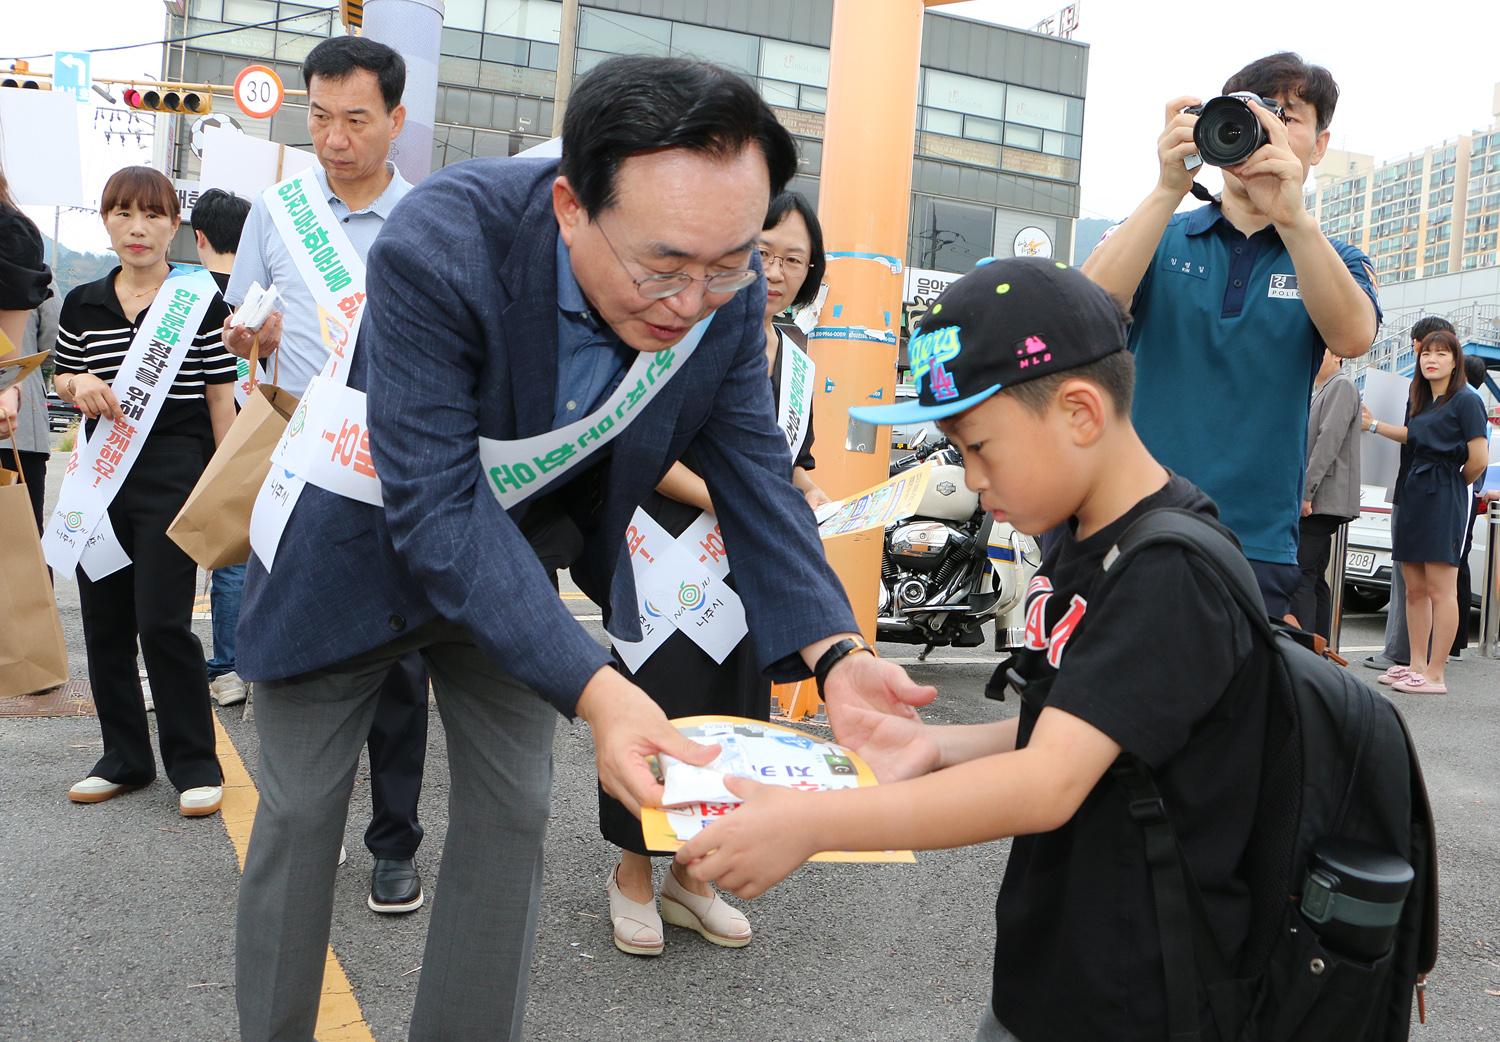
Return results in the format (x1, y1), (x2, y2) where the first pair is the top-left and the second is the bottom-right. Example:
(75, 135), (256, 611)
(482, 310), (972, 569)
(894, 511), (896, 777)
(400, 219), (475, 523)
(758, 248), (808, 276)
(595, 220), (759, 300)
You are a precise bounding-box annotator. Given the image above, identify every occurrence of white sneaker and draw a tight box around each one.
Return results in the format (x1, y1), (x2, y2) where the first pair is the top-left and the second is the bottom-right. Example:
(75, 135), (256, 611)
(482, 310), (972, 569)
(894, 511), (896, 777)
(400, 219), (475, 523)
(180, 785), (223, 817)
(68, 776), (140, 804)
(339, 844), (348, 866)
(210, 671), (248, 707)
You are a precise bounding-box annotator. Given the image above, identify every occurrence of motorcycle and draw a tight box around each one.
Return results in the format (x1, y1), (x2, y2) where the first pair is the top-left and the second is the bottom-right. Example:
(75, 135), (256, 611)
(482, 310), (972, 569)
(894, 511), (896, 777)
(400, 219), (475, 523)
(878, 431), (1039, 661)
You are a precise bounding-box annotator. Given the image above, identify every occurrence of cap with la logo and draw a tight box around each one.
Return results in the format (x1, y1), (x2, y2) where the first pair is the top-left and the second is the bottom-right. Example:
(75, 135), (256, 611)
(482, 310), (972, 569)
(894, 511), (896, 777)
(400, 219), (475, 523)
(851, 256), (1129, 425)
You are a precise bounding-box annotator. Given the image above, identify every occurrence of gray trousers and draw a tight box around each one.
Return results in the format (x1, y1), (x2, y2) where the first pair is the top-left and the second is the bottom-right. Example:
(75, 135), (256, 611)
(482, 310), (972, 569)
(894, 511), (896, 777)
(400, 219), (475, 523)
(235, 619), (558, 1042)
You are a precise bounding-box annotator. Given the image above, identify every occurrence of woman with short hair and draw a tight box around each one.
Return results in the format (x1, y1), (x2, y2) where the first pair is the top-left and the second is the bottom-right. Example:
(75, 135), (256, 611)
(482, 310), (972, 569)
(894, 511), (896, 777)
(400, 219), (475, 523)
(601, 191), (830, 955)
(54, 165), (237, 815)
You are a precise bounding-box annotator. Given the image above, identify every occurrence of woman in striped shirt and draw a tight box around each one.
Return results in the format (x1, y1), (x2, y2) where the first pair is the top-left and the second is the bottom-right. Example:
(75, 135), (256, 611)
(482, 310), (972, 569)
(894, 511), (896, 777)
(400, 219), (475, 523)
(54, 166), (236, 819)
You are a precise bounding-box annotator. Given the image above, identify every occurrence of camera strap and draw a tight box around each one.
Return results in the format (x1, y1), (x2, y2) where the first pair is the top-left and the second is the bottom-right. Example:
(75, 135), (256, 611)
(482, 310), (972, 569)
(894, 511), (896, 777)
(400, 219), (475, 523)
(1188, 181), (1217, 203)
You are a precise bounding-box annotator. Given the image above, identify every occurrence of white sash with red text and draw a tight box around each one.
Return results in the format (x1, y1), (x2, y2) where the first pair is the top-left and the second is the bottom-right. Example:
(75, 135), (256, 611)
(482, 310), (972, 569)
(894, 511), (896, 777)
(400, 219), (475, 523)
(41, 269), (219, 579)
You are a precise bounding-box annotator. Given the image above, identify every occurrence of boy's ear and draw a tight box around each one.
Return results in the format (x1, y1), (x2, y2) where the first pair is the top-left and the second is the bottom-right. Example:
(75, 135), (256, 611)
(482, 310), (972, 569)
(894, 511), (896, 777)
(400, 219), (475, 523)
(1055, 378), (1109, 448)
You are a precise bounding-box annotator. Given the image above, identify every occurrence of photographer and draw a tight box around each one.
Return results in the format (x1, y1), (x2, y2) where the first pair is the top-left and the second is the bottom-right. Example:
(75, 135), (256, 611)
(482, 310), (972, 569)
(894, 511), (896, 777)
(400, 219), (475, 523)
(1083, 53), (1380, 618)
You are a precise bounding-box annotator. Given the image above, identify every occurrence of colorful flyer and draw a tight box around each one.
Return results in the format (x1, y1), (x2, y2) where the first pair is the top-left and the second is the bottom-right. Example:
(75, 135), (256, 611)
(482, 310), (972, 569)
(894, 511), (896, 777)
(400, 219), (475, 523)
(0, 349), (48, 395)
(816, 460), (933, 538)
(641, 715), (915, 864)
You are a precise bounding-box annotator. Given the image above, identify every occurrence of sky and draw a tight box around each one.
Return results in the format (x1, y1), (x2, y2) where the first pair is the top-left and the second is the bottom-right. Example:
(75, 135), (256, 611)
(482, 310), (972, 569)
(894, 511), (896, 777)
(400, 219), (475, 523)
(7, 0), (1500, 253)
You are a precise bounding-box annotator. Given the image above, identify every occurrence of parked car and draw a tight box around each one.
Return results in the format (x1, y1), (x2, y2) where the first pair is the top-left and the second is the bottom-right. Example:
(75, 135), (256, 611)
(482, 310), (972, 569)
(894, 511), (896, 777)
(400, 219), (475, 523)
(46, 384), (81, 433)
(889, 384), (941, 450)
(1343, 483), (1489, 611)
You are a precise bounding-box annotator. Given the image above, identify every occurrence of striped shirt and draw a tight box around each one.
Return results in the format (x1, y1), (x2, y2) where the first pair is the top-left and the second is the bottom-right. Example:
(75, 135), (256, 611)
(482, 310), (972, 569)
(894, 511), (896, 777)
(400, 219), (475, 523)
(56, 267), (235, 446)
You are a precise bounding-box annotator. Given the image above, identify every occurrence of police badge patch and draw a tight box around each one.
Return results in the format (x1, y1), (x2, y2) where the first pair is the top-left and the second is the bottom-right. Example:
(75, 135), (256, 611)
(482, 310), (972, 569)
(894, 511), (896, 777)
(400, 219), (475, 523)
(1268, 273), (1301, 299)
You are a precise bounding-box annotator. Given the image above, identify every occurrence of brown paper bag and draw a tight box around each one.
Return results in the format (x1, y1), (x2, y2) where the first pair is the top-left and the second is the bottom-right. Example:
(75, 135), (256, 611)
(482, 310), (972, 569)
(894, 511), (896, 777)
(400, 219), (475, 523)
(167, 380), (299, 570)
(0, 467), (69, 697)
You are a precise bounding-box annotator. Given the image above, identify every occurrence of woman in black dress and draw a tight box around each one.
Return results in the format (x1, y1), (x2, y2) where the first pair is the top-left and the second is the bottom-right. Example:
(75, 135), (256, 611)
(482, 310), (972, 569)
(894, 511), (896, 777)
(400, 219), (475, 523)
(54, 166), (237, 815)
(1364, 330), (1489, 694)
(602, 192), (828, 955)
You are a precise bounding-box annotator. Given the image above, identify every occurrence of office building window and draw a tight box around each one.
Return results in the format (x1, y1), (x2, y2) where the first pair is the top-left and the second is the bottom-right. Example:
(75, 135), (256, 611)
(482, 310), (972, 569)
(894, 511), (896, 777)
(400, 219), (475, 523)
(911, 195), (995, 271)
(925, 69), (1005, 121)
(486, 0), (561, 43)
(669, 23), (759, 75)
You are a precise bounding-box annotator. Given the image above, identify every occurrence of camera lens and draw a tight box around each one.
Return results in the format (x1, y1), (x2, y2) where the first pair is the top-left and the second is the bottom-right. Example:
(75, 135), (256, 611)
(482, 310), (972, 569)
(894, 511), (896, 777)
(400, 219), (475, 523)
(1192, 95), (1267, 167)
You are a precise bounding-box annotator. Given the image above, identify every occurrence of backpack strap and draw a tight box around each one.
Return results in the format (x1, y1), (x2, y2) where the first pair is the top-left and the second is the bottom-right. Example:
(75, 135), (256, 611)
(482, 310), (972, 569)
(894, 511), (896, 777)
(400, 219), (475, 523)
(1092, 508), (1275, 1042)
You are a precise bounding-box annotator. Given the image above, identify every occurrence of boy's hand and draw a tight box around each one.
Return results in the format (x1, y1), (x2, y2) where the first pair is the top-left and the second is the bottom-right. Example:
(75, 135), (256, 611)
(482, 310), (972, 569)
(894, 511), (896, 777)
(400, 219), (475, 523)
(675, 776), (820, 899)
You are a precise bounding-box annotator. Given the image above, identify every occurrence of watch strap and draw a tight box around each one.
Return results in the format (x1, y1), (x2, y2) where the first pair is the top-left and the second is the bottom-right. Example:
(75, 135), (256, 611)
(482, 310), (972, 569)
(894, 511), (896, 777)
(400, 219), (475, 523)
(813, 636), (874, 697)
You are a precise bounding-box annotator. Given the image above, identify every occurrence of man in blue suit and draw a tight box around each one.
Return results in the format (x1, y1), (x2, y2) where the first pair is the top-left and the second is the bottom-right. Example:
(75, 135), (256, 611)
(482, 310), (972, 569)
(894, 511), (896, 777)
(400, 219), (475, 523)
(234, 56), (935, 1042)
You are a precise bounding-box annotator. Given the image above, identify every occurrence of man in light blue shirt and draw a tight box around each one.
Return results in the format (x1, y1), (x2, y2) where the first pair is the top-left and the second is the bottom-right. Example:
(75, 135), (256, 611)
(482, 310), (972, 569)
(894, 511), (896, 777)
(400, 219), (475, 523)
(225, 160), (410, 396)
(220, 35), (431, 920)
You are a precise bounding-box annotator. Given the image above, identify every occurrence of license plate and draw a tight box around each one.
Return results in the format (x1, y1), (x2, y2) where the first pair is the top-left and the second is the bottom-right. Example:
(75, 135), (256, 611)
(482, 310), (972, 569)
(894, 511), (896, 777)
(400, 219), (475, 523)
(1345, 550), (1376, 575)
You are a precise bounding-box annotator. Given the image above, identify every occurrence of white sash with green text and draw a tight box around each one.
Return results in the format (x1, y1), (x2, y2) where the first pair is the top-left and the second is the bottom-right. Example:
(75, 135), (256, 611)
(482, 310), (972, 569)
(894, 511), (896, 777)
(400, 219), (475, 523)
(476, 314), (713, 512)
(248, 171), (372, 568)
(776, 331), (815, 462)
(41, 269), (219, 579)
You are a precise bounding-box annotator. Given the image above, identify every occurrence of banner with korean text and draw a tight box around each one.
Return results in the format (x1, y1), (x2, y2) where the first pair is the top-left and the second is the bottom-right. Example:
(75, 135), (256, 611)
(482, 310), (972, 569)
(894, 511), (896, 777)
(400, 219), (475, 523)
(41, 270), (219, 578)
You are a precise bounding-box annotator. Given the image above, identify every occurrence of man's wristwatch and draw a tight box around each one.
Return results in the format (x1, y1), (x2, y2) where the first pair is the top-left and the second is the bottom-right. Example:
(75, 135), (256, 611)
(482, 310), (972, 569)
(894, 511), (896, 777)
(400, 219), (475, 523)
(813, 636), (874, 697)
(1369, 418), (1379, 433)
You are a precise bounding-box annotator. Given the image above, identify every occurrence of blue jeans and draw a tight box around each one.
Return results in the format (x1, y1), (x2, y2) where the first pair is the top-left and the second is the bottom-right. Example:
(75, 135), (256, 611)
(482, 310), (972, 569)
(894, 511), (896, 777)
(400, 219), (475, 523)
(207, 562), (246, 679)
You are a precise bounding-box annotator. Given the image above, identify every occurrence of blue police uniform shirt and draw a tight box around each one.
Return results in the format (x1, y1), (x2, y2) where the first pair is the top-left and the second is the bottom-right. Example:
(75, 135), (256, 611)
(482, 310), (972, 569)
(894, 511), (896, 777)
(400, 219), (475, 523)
(1128, 202), (1381, 565)
(554, 235), (633, 429)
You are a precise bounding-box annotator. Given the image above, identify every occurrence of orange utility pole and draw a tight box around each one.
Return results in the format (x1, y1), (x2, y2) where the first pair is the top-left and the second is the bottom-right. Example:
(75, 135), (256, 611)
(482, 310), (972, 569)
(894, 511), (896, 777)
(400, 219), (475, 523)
(779, 0), (963, 722)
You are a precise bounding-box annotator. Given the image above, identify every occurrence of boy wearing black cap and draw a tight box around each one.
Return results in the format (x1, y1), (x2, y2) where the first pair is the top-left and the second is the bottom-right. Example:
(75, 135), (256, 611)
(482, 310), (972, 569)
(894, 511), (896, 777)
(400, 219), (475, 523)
(676, 257), (1265, 1042)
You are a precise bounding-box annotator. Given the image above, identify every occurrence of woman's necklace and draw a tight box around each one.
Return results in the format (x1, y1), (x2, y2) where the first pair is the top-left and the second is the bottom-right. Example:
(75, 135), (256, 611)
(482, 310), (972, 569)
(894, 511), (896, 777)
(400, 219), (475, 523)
(123, 278), (165, 298)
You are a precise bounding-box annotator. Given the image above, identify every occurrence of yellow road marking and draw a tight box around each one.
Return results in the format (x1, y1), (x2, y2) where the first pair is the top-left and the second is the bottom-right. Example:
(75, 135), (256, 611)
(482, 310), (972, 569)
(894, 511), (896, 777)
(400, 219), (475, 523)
(559, 592), (590, 601)
(212, 713), (376, 1042)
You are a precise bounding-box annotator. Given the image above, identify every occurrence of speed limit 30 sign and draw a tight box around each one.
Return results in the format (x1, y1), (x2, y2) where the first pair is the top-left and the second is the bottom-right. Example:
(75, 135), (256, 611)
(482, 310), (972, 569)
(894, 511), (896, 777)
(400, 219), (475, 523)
(234, 65), (284, 119)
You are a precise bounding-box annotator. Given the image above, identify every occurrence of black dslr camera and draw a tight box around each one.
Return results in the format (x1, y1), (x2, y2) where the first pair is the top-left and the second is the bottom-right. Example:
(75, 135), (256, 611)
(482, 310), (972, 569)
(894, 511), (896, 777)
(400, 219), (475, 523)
(1183, 91), (1287, 168)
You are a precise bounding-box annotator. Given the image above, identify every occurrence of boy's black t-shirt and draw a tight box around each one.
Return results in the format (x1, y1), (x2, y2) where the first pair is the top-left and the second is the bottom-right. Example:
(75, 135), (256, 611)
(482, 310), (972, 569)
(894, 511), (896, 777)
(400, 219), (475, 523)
(991, 472), (1267, 1042)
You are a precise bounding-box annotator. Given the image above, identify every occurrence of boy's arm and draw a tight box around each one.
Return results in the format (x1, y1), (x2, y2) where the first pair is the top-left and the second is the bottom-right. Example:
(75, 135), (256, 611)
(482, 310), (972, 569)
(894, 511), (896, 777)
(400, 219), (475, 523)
(1080, 95), (1201, 309)
(676, 707), (1120, 899)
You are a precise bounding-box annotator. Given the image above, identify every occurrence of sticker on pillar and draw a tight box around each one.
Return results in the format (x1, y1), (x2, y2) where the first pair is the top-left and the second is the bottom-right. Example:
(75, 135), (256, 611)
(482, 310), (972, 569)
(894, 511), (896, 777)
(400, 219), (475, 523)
(825, 251), (904, 274)
(824, 378), (836, 393)
(809, 326), (897, 344)
(867, 387), (883, 399)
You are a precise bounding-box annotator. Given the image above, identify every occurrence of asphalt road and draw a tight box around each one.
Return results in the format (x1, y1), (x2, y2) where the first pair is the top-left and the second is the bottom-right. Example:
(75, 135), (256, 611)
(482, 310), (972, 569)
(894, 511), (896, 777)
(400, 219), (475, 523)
(2, 457), (1497, 1041)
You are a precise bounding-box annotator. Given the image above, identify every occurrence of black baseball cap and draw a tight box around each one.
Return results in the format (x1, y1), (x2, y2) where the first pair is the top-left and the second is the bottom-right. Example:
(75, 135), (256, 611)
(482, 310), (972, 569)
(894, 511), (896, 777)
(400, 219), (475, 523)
(851, 256), (1129, 425)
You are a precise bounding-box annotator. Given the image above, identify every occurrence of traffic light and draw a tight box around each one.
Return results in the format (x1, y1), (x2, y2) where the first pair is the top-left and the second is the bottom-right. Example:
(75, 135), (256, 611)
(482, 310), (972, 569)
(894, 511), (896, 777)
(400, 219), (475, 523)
(2, 61), (51, 90)
(340, 0), (363, 30)
(122, 84), (212, 114)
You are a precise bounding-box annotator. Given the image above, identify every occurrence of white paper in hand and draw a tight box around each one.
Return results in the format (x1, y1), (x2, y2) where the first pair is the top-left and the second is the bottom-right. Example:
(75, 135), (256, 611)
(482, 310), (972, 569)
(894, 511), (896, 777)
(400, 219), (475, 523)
(658, 728), (864, 808)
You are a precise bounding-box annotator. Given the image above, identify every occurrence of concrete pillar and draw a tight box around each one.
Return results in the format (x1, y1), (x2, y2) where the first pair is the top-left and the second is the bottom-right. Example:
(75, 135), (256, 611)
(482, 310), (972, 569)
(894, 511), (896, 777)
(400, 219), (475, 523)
(362, 0), (443, 184)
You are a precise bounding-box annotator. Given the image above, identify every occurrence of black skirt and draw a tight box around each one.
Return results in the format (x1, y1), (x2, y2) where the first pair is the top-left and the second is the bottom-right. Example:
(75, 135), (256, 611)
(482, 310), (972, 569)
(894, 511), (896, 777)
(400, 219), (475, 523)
(597, 488), (771, 856)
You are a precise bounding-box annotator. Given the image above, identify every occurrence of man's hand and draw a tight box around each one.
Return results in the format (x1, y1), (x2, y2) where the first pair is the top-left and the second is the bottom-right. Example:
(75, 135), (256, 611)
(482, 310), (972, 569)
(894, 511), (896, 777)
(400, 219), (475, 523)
(222, 309), (283, 361)
(1156, 96), (1204, 199)
(574, 665), (720, 816)
(821, 651), (937, 781)
(675, 775), (820, 899)
(1302, 499), (1313, 517)
(1225, 101), (1311, 232)
(0, 386), (18, 438)
(68, 373), (123, 422)
(1360, 402), (1375, 430)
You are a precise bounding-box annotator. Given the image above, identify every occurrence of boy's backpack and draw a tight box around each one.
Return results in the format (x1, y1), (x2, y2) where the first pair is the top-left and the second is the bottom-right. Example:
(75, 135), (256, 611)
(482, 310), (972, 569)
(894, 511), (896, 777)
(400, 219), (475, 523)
(1091, 508), (1439, 1042)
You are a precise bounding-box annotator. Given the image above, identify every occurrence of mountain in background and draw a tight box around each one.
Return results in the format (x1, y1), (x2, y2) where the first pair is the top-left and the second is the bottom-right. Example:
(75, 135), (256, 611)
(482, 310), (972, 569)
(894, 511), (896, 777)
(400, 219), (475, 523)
(42, 237), (118, 301)
(1073, 217), (1118, 263)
